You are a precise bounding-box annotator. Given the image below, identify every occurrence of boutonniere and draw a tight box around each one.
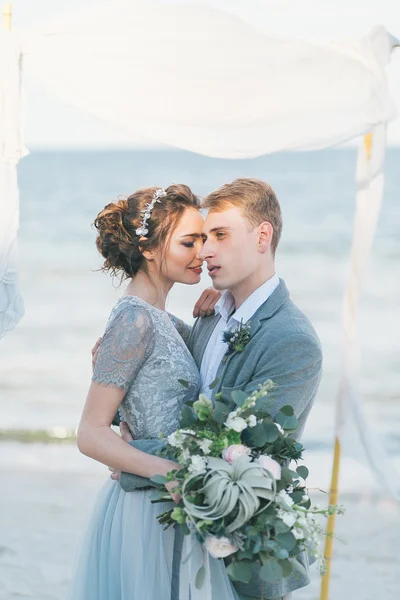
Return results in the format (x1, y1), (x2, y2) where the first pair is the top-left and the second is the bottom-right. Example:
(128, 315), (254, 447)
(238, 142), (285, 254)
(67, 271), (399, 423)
(222, 319), (251, 362)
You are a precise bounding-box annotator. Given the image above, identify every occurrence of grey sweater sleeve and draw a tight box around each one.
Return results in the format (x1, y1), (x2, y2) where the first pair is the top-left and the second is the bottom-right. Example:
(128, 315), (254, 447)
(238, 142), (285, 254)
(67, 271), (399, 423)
(119, 439), (168, 492)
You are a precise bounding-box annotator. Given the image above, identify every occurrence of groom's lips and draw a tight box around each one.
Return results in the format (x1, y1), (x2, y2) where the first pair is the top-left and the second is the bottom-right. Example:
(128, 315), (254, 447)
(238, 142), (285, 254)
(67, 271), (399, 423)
(208, 265), (221, 277)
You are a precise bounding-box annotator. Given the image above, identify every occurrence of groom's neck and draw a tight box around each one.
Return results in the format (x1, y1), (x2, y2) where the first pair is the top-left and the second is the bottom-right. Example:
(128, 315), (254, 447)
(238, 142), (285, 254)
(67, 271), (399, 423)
(230, 265), (276, 310)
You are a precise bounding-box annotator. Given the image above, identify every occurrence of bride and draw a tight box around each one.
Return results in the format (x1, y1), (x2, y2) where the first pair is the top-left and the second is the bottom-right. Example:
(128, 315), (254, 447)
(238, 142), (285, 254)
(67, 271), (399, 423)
(68, 184), (238, 600)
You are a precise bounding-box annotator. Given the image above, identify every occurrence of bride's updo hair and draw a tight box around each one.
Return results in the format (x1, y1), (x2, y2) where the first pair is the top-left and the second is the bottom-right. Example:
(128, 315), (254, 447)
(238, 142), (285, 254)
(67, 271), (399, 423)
(94, 184), (200, 280)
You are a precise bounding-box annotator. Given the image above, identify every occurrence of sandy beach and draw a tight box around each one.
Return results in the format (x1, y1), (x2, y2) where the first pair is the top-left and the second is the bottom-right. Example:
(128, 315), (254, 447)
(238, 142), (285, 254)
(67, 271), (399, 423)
(0, 443), (399, 600)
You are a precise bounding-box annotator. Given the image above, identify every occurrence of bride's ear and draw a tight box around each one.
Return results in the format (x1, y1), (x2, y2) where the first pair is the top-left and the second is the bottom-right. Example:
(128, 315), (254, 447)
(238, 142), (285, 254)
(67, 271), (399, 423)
(138, 238), (156, 261)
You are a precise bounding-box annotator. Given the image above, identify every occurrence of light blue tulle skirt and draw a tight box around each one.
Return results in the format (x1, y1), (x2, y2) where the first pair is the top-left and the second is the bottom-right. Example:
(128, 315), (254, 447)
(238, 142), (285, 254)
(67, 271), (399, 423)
(67, 478), (238, 600)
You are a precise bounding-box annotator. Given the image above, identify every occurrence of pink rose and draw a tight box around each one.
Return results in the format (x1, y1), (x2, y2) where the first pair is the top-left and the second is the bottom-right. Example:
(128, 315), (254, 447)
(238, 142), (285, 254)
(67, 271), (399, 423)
(222, 444), (251, 463)
(205, 536), (238, 558)
(258, 455), (282, 480)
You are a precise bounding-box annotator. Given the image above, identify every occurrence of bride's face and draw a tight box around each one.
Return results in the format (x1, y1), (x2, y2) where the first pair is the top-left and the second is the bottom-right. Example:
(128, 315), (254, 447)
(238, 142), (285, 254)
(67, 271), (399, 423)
(158, 207), (205, 285)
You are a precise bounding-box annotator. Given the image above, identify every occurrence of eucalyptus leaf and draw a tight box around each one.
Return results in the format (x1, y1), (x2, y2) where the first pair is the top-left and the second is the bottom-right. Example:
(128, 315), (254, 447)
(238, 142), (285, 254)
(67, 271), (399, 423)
(178, 379), (189, 388)
(150, 474), (168, 485)
(247, 423), (267, 447)
(231, 390), (248, 407)
(209, 377), (220, 390)
(279, 559), (293, 577)
(296, 466), (309, 480)
(288, 557), (309, 577)
(260, 558), (283, 583)
(180, 405), (197, 427)
(280, 405), (295, 417)
(275, 532), (297, 552)
(263, 421), (279, 442)
(213, 400), (229, 423)
(290, 490), (305, 504)
(227, 561), (253, 583)
(275, 412), (298, 431)
(274, 520), (290, 534)
(275, 548), (290, 560)
(195, 565), (206, 589)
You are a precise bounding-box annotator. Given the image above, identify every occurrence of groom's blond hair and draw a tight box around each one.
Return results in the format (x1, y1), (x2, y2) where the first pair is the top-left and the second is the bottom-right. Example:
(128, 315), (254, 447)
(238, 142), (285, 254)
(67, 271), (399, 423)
(203, 178), (282, 256)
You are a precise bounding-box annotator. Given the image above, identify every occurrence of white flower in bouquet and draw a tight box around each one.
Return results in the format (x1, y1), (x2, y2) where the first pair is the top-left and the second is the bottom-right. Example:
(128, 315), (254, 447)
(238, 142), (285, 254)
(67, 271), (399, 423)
(277, 489), (294, 508)
(222, 444), (251, 463)
(225, 410), (248, 432)
(293, 527), (306, 540)
(180, 448), (191, 461)
(204, 536), (238, 558)
(277, 509), (297, 528)
(197, 438), (213, 455)
(257, 455), (282, 480)
(247, 414), (257, 428)
(167, 431), (181, 447)
(296, 517), (308, 529)
(188, 455), (208, 474)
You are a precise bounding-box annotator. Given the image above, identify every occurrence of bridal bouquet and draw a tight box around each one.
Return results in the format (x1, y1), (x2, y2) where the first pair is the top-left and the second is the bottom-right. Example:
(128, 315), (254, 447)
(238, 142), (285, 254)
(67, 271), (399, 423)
(151, 380), (343, 587)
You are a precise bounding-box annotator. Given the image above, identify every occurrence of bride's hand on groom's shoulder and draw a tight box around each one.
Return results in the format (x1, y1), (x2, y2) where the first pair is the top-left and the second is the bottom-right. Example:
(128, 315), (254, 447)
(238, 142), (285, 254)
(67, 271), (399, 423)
(193, 287), (221, 318)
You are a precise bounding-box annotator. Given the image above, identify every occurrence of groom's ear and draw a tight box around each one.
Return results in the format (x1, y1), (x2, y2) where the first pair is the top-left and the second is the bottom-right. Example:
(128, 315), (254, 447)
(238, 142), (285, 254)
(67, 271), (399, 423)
(258, 221), (273, 253)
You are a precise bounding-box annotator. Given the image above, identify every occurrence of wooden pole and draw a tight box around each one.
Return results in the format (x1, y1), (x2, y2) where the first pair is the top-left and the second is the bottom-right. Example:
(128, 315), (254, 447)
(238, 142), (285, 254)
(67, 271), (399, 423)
(320, 131), (372, 600)
(2, 3), (12, 30)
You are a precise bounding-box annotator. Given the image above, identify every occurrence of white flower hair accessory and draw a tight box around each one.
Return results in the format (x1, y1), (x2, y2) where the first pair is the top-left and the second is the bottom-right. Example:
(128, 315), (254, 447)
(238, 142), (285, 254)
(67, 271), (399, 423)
(136, 188), (167, 236)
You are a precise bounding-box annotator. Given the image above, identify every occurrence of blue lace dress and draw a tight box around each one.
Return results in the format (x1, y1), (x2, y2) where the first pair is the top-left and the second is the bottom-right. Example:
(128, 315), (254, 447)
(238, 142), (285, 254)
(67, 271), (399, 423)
(67, 296), (237, 600)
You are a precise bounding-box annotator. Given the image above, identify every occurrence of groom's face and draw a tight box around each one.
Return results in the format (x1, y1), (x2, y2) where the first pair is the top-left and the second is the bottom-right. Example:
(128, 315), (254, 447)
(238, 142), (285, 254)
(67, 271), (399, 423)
(199, 206), (261, 291)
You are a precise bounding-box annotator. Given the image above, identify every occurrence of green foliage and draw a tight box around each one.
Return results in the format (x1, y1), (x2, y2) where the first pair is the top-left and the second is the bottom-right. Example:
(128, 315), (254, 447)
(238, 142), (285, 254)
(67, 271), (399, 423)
(195, 566), (206, 589)
(296, 465), (309, 480)
(227, 560), (253, 583)
(231, 390), (248, 407)
(260, 558), (283, 583)
(180, 405), (197, 427)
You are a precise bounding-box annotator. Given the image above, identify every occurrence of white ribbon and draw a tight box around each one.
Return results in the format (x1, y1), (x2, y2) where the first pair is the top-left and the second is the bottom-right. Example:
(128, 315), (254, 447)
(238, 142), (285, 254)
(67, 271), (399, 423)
(179, 534), (212, 600)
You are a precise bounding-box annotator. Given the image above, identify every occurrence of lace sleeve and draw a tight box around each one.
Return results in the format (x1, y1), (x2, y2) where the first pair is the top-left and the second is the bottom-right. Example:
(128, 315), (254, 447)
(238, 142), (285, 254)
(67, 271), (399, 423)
(93, 303), (155, 390)
(167, 312), (192, 346)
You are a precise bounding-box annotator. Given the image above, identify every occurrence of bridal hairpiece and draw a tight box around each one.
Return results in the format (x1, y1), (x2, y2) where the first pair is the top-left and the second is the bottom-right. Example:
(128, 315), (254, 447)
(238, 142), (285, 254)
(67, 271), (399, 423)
(136, 188), (167, 236)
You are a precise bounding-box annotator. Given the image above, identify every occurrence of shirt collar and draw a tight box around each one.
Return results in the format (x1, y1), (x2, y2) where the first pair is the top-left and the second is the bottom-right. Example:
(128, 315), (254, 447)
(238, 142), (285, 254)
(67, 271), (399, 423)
(215, 273), (280, 325)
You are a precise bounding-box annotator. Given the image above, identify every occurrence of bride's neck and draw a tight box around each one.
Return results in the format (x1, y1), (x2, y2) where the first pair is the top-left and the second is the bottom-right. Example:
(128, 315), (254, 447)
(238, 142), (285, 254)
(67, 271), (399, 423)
(124, 270), (173, 311)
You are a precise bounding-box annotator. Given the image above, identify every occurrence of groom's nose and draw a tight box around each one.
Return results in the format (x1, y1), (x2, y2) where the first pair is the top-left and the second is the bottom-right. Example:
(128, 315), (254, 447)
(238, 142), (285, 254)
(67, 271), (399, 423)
(197, 239), (214, 261)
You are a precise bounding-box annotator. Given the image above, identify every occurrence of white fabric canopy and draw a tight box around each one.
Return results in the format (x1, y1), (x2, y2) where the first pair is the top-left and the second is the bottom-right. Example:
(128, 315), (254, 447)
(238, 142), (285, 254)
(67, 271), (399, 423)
(17, 0), (397, 158)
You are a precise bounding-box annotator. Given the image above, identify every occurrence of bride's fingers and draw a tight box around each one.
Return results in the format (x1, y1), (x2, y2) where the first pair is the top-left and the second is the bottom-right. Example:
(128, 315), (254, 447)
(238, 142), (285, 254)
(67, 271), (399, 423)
(193, 289), (209, 318)
(120, 421), (134, 443)
(193, 288), (221, 318)
(91, 337), (102, 357)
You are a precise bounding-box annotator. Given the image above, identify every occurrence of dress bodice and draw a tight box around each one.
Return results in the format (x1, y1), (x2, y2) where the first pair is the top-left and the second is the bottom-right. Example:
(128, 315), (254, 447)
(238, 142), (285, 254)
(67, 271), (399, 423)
(92, 296), (199, 438)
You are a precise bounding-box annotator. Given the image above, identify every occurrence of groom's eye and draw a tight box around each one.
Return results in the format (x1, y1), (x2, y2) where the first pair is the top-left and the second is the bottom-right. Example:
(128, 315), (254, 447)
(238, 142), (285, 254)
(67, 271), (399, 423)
(216, 232), (225, 239)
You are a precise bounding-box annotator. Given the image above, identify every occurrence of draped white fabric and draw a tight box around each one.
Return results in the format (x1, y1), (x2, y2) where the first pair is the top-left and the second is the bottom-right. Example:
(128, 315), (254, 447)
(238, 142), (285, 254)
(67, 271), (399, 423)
(337, 125), (400, 500)
(0, 31), (27, 339)
(17, 0), (396, 158)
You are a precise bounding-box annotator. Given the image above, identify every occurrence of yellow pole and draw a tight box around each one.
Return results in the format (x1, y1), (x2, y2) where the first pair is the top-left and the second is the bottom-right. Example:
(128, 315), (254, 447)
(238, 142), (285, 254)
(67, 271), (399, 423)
(2, 3), (12, 30)
(320, 132), (372, 600)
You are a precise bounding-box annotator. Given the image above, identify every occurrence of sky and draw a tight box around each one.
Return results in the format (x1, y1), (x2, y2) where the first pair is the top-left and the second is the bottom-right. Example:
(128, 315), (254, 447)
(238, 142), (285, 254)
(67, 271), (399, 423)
(8, 0), (400, 148)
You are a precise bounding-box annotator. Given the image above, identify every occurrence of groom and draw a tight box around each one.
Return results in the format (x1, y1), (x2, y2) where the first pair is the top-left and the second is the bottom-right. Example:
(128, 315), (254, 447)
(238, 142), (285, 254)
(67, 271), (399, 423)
(120, 178), (322, 600)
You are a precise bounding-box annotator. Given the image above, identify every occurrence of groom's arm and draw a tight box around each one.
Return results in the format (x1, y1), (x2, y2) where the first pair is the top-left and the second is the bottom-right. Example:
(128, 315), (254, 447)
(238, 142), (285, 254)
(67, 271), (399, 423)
(242, 332), (322, 420)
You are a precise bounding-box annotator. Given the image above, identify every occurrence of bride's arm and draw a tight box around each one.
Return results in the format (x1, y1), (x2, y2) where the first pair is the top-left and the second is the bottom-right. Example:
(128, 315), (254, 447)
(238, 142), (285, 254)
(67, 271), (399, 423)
(77, 382), (177, 479)
(79, 303), (178, 481)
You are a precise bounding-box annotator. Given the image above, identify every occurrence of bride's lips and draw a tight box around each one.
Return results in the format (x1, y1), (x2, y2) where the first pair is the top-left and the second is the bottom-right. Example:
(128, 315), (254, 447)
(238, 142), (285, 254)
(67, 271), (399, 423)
(189, 266), (202, 274)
